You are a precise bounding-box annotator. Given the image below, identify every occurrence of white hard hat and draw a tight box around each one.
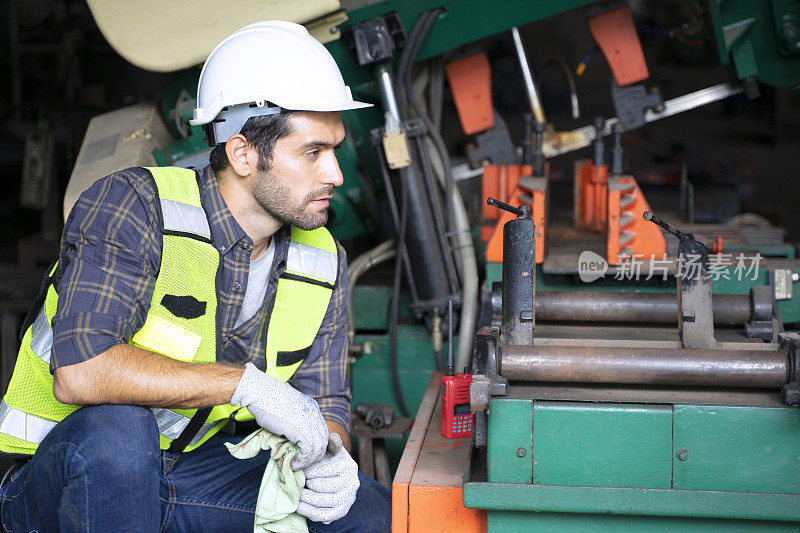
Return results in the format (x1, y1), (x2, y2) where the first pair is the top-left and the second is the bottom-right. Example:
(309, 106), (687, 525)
(191, 20), (371, 145)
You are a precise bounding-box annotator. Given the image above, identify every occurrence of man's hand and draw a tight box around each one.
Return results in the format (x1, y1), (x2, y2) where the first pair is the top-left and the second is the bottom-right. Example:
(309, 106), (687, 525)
(297, 433), (359, 524)
(231, 363), (329, 470)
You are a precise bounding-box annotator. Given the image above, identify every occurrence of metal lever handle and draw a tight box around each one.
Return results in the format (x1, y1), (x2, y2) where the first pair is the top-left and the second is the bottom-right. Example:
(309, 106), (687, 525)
(643, 210), (694, 242)
(487, 197), (531, 218)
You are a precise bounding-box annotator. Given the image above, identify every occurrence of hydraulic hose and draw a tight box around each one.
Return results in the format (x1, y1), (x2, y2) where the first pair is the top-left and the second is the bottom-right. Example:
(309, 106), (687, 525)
(424, 136), (479, 372)
(391, 164), (411, 417)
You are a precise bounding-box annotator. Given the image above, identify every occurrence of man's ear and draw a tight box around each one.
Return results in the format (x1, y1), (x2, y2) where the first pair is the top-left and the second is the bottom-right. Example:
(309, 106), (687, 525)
(225, 134), (257, 177)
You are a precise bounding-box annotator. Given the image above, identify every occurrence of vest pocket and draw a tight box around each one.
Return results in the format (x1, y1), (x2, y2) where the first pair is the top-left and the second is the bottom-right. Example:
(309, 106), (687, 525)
(275, 345), (311, 367)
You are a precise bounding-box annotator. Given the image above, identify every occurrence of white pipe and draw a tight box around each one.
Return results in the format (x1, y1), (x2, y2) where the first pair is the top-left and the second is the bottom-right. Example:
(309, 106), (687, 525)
(347, 241), (397, 345)
(511, 26), (546, 124)
(425, 137), (479, 372)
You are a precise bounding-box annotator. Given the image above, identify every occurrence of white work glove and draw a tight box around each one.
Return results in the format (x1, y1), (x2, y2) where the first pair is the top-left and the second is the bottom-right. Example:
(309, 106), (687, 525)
(231, 363), (329, 470)
(297, 433), (360, 524)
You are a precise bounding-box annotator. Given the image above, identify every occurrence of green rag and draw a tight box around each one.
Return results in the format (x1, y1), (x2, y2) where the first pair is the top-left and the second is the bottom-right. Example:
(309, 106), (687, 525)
(225, 429), (308, 533)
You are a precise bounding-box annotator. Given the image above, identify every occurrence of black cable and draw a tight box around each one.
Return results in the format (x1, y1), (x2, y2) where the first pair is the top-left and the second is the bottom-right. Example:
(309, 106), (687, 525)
(389, 7), (446, 417)
(390, 166), (411, 418)
(402, 10), (460, 294)
(395, 10), (440, 117)
(374, 142), (419, 303)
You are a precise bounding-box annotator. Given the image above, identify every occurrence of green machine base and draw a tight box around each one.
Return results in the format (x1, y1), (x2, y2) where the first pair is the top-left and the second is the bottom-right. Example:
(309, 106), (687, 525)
(464, 392), (800, 531)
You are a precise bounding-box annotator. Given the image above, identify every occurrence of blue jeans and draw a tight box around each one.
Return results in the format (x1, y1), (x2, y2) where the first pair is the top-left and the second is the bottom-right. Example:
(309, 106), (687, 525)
(0, 405), (390, 532)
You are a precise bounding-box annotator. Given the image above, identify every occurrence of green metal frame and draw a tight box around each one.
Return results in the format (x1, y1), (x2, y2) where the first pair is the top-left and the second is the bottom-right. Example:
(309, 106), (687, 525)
(463, 483), (800, 522)
(466, 396), (800, 530)
(708, 0), (800, 87)
(466, 397), (800, 530)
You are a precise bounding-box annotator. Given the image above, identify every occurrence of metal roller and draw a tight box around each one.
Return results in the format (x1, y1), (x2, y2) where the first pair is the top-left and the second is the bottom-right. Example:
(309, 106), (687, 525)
(500, 344), (788, 388)
(534, 291), (751, 326)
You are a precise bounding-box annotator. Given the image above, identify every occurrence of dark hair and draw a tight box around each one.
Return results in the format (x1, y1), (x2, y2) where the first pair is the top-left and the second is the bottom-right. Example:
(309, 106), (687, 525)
(208, 110), (297, 174)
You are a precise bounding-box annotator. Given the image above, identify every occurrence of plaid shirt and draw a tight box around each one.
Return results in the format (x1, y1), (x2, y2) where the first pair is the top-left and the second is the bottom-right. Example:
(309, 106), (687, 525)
(51, 165), (351, 430)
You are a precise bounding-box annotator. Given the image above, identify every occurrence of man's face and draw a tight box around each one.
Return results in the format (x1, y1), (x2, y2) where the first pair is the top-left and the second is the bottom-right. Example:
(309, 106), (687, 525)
(251, 111), (345, 230)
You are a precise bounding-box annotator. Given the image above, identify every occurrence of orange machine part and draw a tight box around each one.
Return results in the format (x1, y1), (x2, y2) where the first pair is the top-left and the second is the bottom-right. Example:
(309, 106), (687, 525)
(392, 373), (487, 532)
(481, 164), (532, 242)
(575, 159), (608, 233)
(588, 6), (649, 86)
(607, 176), (666, 265)
(481, 164), (545, 264)
(485, 186), (545, 265)
(445, 53), (496, 135)
(408, 486), (486, 533)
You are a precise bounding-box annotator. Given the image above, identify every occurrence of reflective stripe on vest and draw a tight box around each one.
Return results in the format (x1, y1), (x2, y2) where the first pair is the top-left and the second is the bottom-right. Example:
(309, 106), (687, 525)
(0, 400), (57, 444)
(24, 303), (212, 448)
(152, 408), (216, 447)
(30, 305), (52, 365)
(286, 241), (337, 284)
(160, 199), (211, 240)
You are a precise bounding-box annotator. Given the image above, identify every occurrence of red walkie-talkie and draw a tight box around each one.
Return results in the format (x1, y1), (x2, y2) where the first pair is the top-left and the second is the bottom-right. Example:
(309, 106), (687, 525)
(441, 300), (474, 438)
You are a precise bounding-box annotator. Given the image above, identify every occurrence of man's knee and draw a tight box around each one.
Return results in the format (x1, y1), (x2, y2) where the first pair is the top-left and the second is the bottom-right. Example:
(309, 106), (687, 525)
(48, 404), (160, 477)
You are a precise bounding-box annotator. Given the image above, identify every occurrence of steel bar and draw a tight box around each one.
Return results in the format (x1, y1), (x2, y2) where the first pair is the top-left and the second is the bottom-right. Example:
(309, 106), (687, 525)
(510, 27), (545, 124)
(535, 291), (750, 326)
(500, 345), (787, 388)
(543, 82), (744, 158)
(378, 69), (402, 126)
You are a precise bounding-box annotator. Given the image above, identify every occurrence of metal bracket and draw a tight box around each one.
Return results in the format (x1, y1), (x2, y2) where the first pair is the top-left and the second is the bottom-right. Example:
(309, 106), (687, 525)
(470, 326), (505, 448)
(611, 81), (664, 130)
(779, 332), (800, 405)
(465, 112), (516, 166)
(745, 285), (775, 342)
(344, 13), (406, 66)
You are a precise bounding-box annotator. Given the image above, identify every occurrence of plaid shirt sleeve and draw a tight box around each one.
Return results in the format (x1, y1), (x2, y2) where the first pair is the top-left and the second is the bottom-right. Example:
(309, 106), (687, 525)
(289, 240), (351, 431)
(50, 168), (162, 370)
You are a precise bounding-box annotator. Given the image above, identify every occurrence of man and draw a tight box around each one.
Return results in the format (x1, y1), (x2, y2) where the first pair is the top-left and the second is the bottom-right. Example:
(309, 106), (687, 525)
(0, 21), (390, 532)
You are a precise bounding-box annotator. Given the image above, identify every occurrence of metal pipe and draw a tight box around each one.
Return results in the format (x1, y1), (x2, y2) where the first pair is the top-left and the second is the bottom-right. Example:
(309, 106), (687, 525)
(377, 68), (402, 126)
(500, 345), (787, 388)
(534, 291), (750, 326)
(511, 27), (545, 124)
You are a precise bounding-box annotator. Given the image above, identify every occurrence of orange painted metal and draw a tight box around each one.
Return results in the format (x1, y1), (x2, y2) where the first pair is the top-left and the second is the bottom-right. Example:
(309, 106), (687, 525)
(408, 485), (486, 532)
(395, 372), (486, 532)
(481, 164), (531, 241)
(588, 6), (649, 86)
(575, 159), (608, 233)
(445, 53), (496, 135)
(607, 176), (666, 265)
(482, 164), (546, 264)
(392, 371), (443, 532)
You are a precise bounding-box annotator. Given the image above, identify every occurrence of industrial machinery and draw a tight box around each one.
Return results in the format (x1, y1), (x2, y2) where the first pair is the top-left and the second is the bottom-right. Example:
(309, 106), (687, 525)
(460, 203), (800, 530)
(60, 0), (800, 530)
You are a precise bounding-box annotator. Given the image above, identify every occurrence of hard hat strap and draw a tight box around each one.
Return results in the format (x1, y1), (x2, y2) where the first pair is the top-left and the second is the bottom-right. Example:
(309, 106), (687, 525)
(206, 101), (282, 146)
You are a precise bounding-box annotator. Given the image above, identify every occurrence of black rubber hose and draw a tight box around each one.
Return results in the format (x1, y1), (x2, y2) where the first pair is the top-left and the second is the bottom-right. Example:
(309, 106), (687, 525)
(390, 166), (411, 418)
(402, 10), (459, 289)
(395, 10), (440, 116)
(389, 8), (444, 418)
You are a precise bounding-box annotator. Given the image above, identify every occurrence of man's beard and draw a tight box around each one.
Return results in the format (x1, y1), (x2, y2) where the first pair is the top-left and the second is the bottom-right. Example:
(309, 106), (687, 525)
(251, 170), (333, 231)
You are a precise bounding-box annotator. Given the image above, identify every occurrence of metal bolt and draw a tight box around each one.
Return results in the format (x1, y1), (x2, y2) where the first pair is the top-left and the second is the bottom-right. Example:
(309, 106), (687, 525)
(516, 447), (527, 457)
(330, 26), (339, 35)
(792, 272), (799, 282)
(676, 449), (688, 461)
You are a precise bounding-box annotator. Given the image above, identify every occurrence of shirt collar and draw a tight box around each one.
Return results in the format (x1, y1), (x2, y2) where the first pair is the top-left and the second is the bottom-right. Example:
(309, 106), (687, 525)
(197, 164), (290, 266)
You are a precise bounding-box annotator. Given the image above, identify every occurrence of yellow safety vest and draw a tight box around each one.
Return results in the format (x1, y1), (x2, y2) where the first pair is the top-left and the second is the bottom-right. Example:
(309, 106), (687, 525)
(0, 167), (338, 455)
